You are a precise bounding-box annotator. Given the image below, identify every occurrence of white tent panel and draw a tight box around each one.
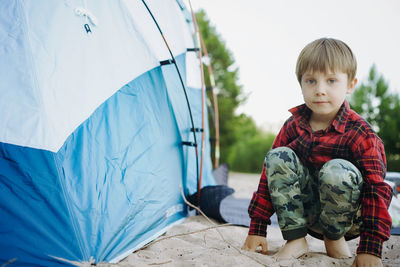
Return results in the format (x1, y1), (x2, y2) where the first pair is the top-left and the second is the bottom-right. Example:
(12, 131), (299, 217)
(125, 0), (190, 61)
(0, 0), (202, 152)
(0, 0), (159, 152)
(124, 0), (201, 90)
(186, 52), (202, 89)
(123, 0), (170, 61)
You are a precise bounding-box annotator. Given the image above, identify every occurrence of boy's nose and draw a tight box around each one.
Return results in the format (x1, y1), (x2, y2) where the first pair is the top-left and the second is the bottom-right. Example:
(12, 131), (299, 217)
(315, 85), (326, 95)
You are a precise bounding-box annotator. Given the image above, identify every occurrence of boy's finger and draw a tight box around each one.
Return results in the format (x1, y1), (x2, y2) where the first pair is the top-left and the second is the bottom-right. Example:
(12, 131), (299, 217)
(241, 242), (256, 251)
(261, 243), (268, 255)
(241, 243), (250, 251)
(242, 244), (254, 251)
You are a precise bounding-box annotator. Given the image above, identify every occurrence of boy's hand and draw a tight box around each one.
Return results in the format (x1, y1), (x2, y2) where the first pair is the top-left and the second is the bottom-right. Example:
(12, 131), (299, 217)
(351, 254), (382, 267)
(241, 235), (268, 254)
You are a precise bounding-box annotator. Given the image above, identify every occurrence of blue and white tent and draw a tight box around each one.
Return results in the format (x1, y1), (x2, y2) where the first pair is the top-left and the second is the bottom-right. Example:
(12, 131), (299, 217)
(0, 1), (215, 266)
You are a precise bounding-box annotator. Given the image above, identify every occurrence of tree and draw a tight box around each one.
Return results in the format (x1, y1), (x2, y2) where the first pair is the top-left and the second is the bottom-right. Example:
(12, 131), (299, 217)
(350, 65), (400, 170)
(196, 10), (246, 165)
(196, 10), (276, 173)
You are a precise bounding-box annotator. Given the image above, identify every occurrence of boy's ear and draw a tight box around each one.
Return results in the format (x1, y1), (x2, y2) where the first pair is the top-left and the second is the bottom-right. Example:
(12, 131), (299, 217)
(347, 78), (358, 94)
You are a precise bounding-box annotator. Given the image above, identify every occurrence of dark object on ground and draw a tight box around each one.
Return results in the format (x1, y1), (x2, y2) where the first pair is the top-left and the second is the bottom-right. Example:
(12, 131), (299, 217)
(391, 227), (400, 235)
(386, 172), (400, 194)
(219, 196), (251, 227)
(187, 184), (279, 227)
(187, 185), (234, 222)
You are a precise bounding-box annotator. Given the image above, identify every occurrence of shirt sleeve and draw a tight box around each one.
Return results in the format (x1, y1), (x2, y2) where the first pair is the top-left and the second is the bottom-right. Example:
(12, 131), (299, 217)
(248, 119), (292, 236)
(248, 165), (274, 236)
(352, 130), (392, 258)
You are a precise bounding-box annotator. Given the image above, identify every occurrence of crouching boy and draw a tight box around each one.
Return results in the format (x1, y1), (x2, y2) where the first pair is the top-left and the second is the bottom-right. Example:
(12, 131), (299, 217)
(242, 38), (392, 267)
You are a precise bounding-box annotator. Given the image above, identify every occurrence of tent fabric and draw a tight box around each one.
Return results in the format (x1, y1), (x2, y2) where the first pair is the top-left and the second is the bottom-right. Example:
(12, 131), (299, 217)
(0, 0), (200, 152)
(160, 56), (213, 195)
(0, 1), (215, 266)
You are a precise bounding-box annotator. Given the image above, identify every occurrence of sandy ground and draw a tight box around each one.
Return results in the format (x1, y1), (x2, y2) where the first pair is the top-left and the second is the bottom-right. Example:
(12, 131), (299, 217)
(88, 172), (400, 267)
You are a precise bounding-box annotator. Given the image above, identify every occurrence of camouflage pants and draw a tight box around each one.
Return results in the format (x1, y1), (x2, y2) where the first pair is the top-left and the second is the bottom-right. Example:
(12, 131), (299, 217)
(266, 147), (363, 241)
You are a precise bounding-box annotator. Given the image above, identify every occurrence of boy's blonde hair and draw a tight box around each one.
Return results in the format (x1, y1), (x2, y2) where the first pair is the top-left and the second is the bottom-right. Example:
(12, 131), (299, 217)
(296, 38), (357, 84)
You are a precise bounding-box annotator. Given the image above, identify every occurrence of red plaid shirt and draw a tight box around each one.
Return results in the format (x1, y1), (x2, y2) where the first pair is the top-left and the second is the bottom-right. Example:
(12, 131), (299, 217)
(248, 101), (392, 257)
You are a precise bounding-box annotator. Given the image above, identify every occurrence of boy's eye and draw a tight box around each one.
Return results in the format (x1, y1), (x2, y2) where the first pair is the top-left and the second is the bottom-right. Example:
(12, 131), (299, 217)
(328, 79), (336, 84)
(305, 79), (315, 84)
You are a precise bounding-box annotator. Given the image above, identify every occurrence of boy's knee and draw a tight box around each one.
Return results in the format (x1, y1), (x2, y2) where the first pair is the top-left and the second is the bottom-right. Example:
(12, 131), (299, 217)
(267, 146), (295, 156)
(265, 147), (299, 174)
(319, 159), (362, 187)
(265, 147), (301, 186)
(265, 147), (297, 165)
(318, 159), (363, 218)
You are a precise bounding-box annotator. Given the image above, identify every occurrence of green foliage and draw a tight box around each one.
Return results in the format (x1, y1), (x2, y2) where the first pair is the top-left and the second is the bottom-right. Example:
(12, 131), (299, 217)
(196, 10), (245, 164)
(350, 65), (400, 170)
(228, 114), (276, 173)
(387, 156), (400, 172)
(196, 10), (274, 173)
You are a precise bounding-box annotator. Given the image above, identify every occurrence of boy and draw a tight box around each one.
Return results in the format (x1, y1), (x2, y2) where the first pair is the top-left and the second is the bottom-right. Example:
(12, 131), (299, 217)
(242, 38), (392, 267)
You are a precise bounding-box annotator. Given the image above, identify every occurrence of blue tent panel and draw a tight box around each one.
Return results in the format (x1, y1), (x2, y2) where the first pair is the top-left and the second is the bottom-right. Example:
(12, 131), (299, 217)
(161, 55), (215, 195)
(0, 1), (217, 265)
(1, 63), (212, 265)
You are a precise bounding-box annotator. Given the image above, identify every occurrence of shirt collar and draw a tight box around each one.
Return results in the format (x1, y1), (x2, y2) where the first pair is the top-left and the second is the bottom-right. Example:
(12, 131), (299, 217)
(288, 101), (350, 133)
(288, 103), (311, 130)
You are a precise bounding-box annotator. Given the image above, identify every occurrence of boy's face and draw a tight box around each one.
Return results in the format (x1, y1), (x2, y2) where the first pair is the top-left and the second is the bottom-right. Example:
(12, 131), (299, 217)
(300, 70), (357, 122)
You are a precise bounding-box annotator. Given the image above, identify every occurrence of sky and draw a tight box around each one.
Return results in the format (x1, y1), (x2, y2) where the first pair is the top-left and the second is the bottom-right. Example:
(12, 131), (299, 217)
(190, 0), (400, 132)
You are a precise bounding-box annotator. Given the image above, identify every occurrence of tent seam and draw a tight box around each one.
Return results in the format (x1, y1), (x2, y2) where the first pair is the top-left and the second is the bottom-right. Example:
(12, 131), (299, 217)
(18, 1), (47, 137)
(52, 153), (89, 261)
(15, 1), (88, 261)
